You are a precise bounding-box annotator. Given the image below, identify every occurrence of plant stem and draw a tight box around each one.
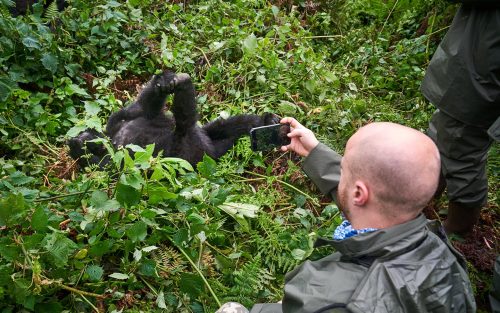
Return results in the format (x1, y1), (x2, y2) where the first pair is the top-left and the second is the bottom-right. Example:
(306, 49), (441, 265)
(167, 236), (221, 307)
(34, 190), (97, 202)
(380, 0), (399, 35)
(243, 171), (319, 205)
(58, 283), (106, 299)
(302, 35), (343, 39)
(79, 294), (101, 312)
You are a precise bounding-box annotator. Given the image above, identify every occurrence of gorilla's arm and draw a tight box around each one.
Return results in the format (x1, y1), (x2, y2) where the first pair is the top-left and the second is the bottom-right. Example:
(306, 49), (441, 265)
(203, 113), (278, 140)
(203, 113), (279, 158)
(105, 102), (142, 137)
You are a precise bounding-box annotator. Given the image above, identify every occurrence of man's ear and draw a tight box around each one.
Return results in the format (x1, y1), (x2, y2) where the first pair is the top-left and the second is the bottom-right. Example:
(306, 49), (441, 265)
(352, 180), (369, 206)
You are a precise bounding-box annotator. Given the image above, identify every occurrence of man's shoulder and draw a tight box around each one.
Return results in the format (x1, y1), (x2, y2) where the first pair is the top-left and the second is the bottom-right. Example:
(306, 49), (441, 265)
(346, 230), (476, 312)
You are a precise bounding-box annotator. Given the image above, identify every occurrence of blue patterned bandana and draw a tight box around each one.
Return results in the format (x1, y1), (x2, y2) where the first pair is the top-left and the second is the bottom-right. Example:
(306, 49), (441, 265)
(333, 219), (378, 240)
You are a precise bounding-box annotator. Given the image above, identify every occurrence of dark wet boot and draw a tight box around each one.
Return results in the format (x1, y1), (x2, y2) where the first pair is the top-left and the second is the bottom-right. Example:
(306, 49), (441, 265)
(444, 202), (482, 235)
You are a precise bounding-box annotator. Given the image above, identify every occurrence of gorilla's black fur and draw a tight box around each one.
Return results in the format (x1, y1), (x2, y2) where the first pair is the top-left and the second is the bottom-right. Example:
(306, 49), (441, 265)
(68, 71), (278, 168)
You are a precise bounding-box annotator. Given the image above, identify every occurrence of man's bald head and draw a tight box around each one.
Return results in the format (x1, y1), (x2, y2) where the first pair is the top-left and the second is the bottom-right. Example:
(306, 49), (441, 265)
(343, 122), (440, 220)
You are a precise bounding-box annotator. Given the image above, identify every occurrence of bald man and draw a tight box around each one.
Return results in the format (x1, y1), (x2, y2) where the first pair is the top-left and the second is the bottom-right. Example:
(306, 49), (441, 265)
(218, 119), (476, 313)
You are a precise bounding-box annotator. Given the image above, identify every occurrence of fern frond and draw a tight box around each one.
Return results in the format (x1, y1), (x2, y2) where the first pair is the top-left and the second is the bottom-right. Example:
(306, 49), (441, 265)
(43, 0), (58, 19)
(1, 0), (14, 7)
(251, 214), (301, 273)
(152, 245), (186, 278)
(0, 0), (15, 17)
(200, 249), (216, 277)
(230, 256), (275, 298)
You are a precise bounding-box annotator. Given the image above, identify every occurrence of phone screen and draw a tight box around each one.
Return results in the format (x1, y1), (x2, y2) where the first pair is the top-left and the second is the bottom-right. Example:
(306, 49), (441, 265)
(250, 124), (291, 151)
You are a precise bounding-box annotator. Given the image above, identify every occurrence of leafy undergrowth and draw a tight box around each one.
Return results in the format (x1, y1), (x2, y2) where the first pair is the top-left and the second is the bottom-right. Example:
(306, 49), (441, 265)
(0, 0), (498, 312)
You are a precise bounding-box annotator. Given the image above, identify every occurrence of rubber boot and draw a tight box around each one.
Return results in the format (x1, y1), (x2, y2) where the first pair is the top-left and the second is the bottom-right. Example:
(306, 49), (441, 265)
(443, 202), (482, 235)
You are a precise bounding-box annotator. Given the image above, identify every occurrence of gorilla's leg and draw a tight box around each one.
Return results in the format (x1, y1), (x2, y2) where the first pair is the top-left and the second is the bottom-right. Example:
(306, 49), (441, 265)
(203, 113), (279, 158)
(67, 129), (109, 169)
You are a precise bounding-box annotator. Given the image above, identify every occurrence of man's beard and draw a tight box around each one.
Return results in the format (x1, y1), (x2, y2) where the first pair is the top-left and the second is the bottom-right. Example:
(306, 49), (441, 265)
(336, 186), (351, 220)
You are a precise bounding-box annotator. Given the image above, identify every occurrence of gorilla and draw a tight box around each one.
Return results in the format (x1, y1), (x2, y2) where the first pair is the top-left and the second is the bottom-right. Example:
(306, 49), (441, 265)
(68, 71), (278, 168)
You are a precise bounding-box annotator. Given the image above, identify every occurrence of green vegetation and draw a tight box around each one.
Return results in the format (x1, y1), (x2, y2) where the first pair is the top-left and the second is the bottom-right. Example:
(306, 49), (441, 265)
(0, 0), (497, 312)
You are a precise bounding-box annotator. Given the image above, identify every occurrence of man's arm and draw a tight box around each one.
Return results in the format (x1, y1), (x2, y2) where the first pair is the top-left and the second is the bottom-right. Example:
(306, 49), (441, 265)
(279, 117), (342, 199)
(302, 143), (342, 199)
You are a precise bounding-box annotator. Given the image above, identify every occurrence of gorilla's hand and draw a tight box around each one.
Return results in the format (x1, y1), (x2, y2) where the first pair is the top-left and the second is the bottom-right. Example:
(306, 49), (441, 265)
(262, 112), (281, 125)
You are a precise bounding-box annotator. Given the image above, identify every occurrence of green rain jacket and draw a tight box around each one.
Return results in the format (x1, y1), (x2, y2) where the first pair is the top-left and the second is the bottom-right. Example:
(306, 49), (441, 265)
(420, 1), (500, 139)
(250, 143), (476, 313)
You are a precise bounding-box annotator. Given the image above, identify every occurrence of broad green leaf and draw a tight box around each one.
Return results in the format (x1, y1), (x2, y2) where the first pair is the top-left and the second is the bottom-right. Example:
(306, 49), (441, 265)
(41, 53), (58, 73)
(119, 171), (145, 189)
(0, 193), (26, 226)
(22, 36), (41, 49)
(291, 248), (306, 260)
(133, 249), (142, 261)
(132, 144), (154, 169)
(65, 83), (88, 96)
(84, 101), (101, 116)
(31, 207), (48, 232)
(172, 228), (189, 246)
(90, 190), (121, 212)
(109, 272), (129, 280)
(14, 278), (33, 309)
(197, 155), (217, 178)
(243, 34), (258, 55)
(179, 273), (204, 298)
(139, 259), (156, 276)
(0, 77), (17, 102)
(163, 157), (194, 172)
(66, 125), (87, 137)
(9, 171), (34, 185)
(304, 79), (316, 94)
(156, 291), (167, 309)
(126, 221), (148, 242)
(74, 248), (88, 259)
(209, 41), (225, 51)
(142, 246), (158, 252)
(126, 144), (145, 152)
(43, 232), (78, 267)
(88, 239), (113, 257)
(86, 265), (104, 282)
(147, 185), (177, 204)
(218, 202), (260, 218)
(0, 237), (21, 262)
(187, 212), (205, 225)
(271, 5), (279, 17)
(85, 116), (103, 132)
(116, 182), (141, 206)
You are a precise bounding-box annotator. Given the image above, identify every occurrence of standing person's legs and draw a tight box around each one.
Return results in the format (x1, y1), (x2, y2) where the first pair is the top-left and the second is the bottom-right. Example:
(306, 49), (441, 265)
(427, 110), (493, 234)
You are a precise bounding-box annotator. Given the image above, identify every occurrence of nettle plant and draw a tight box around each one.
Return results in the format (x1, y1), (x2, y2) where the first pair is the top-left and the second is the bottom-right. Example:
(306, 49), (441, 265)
(0, 140), (328, 311)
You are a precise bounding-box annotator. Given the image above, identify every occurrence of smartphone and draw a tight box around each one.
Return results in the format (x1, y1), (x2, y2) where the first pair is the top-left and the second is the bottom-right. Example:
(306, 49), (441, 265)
(250, 123), (291, 151)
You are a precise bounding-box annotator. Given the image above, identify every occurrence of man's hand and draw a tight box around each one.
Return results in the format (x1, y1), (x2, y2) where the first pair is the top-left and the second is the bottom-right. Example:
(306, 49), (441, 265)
(280, 117), (319, 157)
